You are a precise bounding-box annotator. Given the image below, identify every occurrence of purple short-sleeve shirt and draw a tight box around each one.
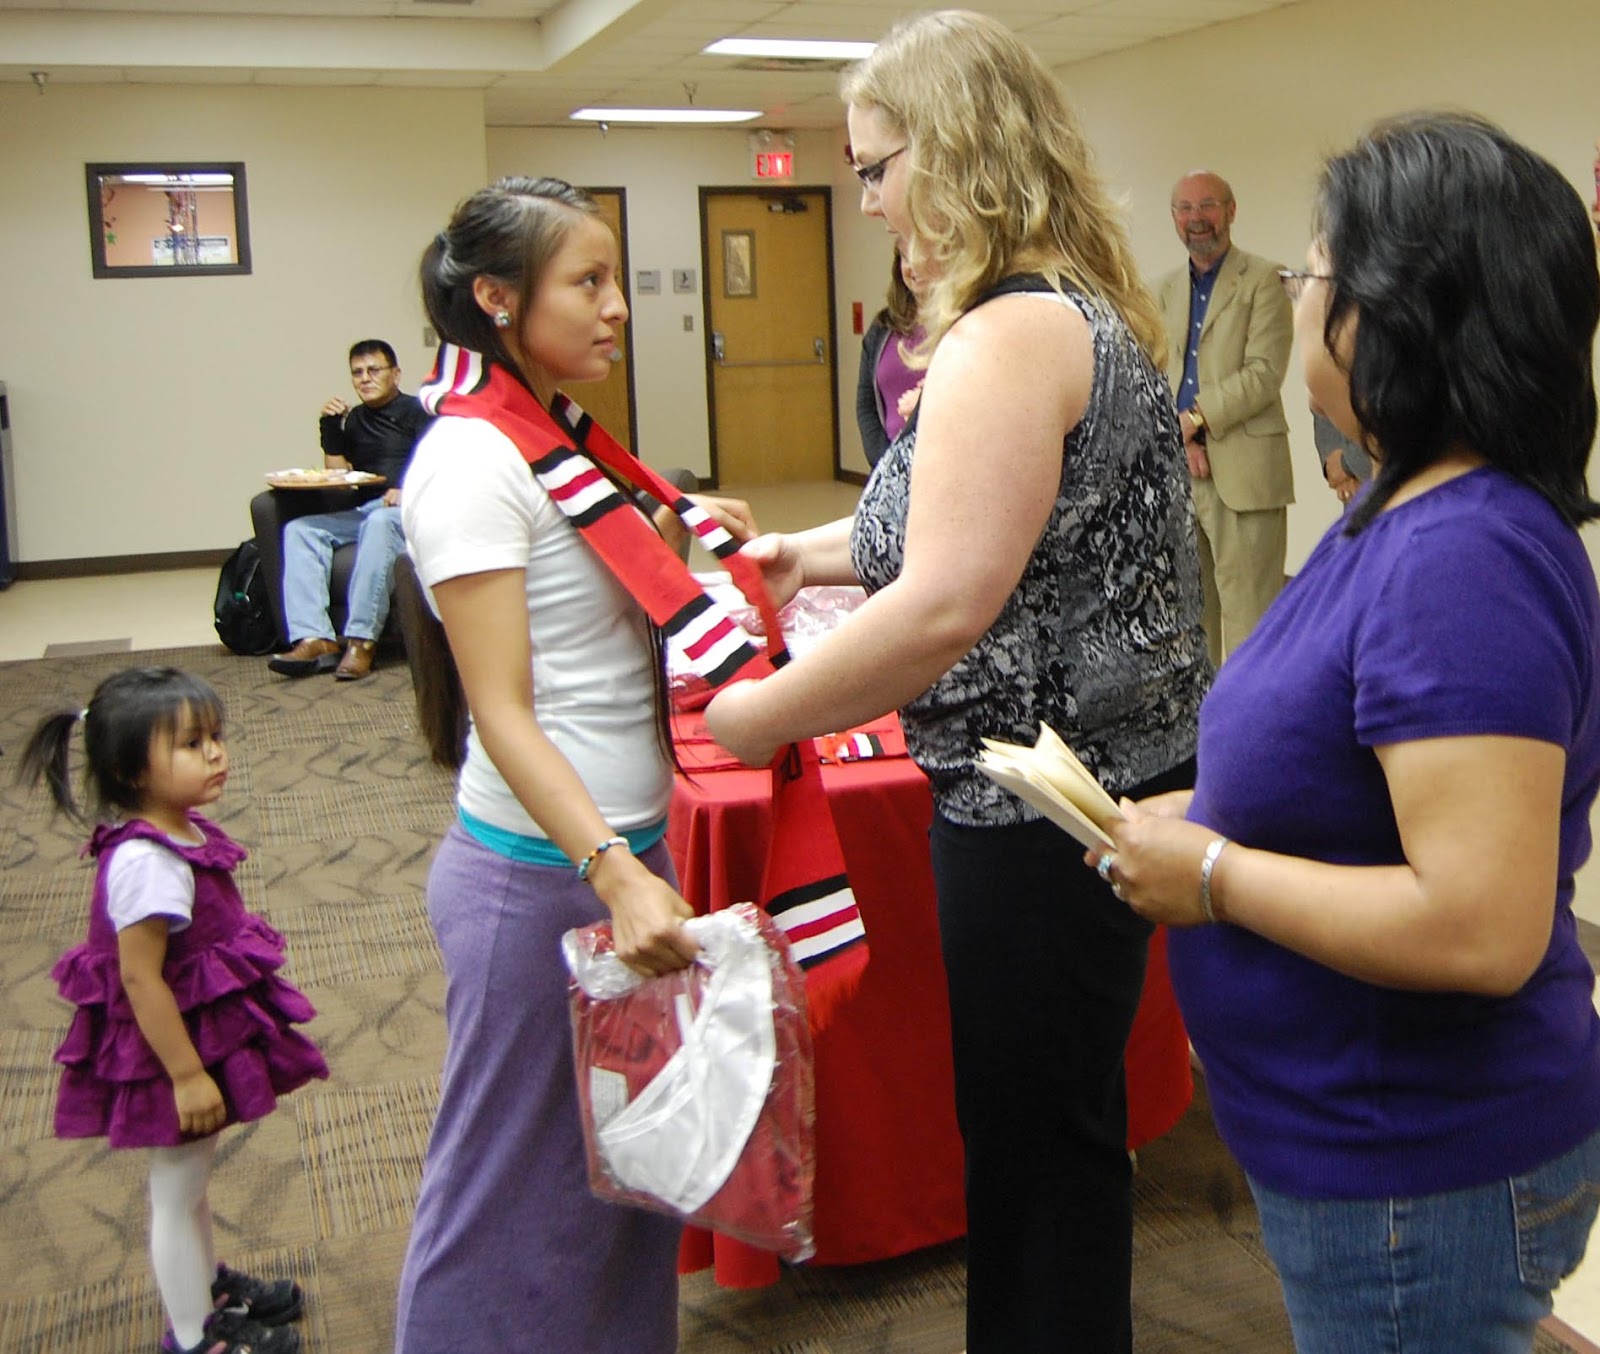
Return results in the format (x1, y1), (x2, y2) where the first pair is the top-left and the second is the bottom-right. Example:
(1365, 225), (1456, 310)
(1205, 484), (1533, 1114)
(1171, 467), (1600, 1199)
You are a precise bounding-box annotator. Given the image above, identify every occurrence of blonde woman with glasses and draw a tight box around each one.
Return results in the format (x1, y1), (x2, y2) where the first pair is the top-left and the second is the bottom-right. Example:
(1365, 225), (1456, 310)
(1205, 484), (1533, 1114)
(706, 11), (1210, 1350)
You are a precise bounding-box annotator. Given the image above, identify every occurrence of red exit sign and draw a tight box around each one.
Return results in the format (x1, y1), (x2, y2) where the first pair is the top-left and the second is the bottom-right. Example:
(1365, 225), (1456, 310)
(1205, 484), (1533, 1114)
(754, 150), (794, 180)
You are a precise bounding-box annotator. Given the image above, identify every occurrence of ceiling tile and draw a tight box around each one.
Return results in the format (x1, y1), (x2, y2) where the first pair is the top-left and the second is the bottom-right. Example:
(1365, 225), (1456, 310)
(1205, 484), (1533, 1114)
(0, 0), (1309, 120)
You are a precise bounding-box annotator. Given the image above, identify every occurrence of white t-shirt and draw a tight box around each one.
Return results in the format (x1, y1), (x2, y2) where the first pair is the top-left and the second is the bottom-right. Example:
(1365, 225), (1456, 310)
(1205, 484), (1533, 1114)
(105, 836), (197, 933)
(402, 415), (671, 838)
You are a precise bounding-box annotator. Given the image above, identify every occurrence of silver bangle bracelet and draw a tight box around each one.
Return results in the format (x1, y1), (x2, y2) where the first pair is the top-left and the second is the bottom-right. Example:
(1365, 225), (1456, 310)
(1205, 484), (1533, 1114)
(1199, 837), (1230, 924)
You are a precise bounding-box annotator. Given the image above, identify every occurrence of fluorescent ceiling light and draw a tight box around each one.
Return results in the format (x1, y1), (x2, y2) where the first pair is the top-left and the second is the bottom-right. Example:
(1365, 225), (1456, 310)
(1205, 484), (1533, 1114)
(703, 38), (875, 60)
(570, 107), (761, 124)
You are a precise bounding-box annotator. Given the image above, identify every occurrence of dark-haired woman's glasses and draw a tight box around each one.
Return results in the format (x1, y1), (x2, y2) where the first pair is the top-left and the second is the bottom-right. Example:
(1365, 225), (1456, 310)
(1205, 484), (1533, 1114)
(853, 146), (907, 189)
(1277, 268), (1332, 304)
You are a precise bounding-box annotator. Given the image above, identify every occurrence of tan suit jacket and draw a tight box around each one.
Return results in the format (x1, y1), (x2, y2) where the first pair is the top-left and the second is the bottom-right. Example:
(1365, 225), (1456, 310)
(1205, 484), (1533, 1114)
(1158, 246), (1295, 512)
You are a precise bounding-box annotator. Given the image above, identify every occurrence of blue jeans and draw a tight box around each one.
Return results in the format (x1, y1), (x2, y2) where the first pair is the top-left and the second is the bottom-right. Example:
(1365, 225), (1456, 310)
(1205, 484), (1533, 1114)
(281, 500), (403, 643)
(1249, 1125), (1600, 1353)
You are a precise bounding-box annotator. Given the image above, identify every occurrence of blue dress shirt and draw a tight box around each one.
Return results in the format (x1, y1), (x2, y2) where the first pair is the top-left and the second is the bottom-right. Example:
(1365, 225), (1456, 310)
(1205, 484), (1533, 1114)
(1178, 250), (1228, 416)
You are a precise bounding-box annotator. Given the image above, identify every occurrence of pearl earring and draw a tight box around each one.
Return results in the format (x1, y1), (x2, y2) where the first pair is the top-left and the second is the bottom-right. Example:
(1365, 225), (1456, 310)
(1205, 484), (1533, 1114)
(494, 309), (512, 329)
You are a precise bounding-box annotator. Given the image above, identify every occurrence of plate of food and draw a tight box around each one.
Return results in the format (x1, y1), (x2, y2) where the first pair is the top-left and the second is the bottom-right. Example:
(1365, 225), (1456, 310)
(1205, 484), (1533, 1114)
(265, 468), (386, 489)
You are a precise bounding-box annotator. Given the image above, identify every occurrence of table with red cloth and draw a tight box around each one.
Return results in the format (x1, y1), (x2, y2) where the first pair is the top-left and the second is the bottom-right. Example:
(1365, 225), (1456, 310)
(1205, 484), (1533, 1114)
(668, 710), (1193, 1288)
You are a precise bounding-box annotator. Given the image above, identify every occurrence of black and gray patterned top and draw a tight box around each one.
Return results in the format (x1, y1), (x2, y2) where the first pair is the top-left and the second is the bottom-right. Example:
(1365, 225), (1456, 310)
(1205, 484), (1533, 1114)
(850, 274), (1211, 826)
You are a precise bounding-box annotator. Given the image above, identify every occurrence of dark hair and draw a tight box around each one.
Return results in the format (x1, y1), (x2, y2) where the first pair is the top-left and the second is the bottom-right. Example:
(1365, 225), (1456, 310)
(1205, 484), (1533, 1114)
(872, 250), (919, 337)
(410, 177), (680, 772)
(17, 666), (225, 824)
(419, 176), (600, 380)
(348, 339), (398, 368)
(392, 555), (468, 769)
(1314, 111), (1600, 531)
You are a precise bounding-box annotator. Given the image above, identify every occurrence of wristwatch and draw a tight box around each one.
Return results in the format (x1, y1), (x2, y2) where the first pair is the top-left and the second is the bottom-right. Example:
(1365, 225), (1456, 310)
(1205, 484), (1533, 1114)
(1188, 406), (1207, 434)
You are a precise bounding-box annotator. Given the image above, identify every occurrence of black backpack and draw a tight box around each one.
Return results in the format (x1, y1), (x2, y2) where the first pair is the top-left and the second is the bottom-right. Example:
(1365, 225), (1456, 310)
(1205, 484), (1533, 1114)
(214, 540), (280, 656)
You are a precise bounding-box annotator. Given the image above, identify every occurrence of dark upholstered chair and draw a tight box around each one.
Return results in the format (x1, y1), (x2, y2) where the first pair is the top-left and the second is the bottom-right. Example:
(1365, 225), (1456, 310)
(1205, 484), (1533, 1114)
(248, 486), (404, 651)
(253, 465), (698, 657)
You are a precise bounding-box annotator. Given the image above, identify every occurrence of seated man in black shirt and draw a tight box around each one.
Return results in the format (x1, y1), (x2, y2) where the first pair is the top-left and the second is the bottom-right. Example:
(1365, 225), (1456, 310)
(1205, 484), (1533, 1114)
(268, 339), (432, 680)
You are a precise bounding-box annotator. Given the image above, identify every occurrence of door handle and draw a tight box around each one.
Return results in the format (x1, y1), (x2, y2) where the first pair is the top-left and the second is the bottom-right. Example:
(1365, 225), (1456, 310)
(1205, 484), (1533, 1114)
(710, 331), (830, 368)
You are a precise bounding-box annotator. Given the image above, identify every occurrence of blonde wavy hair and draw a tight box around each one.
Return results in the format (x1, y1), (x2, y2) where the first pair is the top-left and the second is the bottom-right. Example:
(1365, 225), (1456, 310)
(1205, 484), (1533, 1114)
(842, 10), (1165, 366)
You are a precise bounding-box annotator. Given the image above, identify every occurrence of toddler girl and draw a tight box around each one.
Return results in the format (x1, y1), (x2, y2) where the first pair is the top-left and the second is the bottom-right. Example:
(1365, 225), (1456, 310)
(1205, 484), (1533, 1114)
(20, 665), (328, 1354)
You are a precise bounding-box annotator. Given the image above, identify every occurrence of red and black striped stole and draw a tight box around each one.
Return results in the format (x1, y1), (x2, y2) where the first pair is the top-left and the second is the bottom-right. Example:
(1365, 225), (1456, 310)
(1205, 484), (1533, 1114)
(419, 346), (866, 1024)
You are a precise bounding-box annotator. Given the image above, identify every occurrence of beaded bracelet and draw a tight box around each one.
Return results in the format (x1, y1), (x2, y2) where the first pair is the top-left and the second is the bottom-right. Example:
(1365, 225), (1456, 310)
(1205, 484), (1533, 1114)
(577, 835), (630, 883)
(1199, 837), (1230, 924)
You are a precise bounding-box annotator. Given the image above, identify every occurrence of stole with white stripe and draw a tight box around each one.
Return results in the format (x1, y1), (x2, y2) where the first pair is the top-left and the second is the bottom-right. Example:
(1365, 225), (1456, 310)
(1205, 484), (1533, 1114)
(419, 345), (868, 1028)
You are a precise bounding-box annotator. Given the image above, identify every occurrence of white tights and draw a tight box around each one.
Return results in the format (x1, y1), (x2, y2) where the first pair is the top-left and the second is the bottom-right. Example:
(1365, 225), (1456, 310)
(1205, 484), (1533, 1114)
(148, 1136), (218, 1350)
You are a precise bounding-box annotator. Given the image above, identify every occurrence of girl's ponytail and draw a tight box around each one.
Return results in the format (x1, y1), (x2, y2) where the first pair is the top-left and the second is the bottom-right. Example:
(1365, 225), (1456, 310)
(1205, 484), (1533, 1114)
(17, 706), (86, 821)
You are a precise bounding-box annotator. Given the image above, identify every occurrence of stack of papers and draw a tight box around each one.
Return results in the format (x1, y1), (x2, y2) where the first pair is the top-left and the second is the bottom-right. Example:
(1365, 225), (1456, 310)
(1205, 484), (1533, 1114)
(976, 724), (1122, 851)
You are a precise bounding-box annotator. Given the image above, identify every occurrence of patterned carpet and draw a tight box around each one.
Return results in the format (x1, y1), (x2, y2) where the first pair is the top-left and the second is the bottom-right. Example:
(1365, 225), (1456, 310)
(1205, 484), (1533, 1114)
(0, 643), (1585, 1353)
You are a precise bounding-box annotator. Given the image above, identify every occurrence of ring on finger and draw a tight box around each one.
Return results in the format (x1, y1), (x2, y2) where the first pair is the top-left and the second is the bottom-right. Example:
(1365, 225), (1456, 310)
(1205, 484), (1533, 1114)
(1097, 853), (1116, 883)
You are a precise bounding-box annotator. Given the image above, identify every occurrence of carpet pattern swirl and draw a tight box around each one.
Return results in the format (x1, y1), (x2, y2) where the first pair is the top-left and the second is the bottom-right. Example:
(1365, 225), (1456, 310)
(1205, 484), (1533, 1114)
(0, 644), (1583, 1352)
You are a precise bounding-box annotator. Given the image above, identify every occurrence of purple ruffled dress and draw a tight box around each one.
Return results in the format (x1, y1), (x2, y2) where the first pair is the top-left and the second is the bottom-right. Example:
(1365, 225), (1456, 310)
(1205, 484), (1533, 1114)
(51, 814), (328, 1149)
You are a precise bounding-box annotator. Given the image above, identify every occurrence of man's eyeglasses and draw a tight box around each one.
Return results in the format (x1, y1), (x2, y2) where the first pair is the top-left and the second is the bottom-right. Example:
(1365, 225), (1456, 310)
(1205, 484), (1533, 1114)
(1277, 268), (1333, 303)
(350, 364), (393, 379)
(1171, 199), (1228, 215)
(853, 146), (907, 190)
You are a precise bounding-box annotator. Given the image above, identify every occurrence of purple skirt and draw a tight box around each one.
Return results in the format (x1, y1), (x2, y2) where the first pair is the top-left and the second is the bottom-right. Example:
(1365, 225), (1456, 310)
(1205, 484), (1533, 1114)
(394, 824), (682, 1354)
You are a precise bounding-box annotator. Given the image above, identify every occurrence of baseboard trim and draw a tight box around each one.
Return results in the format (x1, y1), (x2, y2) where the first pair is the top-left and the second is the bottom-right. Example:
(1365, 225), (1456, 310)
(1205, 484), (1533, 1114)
(13, 549), (231, 582)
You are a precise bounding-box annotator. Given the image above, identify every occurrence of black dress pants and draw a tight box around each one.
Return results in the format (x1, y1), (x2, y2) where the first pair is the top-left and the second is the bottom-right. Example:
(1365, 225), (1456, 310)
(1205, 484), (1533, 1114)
(930, 757), (1195, 1353)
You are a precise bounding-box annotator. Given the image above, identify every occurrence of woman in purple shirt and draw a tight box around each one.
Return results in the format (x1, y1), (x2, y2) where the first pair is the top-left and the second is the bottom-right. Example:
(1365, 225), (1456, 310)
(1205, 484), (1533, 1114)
(1097, 112), (1600, 1352)
(854, 249), (925, 466)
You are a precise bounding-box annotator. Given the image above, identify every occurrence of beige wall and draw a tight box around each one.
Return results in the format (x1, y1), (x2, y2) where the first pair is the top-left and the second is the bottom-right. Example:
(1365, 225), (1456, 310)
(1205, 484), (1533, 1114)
(8, 0), (1600, 564)
(1060, 0), (1600, 570)
(0, 82), (485, 561)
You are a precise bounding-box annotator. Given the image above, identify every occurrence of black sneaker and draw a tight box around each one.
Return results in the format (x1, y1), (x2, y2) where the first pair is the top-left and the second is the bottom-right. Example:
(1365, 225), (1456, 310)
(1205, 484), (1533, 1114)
(211, 1264), (303, 1324)
(161, 1306), (302, 1354)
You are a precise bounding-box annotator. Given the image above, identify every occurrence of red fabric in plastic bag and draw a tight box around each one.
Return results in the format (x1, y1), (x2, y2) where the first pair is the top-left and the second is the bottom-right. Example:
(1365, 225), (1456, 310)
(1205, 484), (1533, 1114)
(567, 904), (816, 1261)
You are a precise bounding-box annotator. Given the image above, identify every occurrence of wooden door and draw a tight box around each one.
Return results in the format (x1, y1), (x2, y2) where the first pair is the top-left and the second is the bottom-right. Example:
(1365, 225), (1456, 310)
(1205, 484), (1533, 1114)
(571, 188), (636, 449)
(703, 190), (836, 484)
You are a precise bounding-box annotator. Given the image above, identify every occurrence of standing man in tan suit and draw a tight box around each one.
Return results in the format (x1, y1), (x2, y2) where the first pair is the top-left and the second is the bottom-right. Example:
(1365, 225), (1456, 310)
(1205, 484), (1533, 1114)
(1158, 171), (1293, 664)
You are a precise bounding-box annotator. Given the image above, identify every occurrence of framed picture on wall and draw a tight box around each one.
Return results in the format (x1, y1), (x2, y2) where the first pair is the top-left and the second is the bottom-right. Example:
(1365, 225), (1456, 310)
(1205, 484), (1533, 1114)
(85, 162), (252, 279)
(722, 229), (755, 299)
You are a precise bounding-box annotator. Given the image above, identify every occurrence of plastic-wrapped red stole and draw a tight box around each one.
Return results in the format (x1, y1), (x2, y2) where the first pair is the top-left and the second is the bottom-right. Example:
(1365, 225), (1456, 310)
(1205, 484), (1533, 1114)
(564, 904), (815, 1259)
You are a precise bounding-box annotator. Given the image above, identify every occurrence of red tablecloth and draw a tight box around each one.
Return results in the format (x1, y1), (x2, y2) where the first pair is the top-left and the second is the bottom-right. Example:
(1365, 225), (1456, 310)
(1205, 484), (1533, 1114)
(668, 713), (1193, 1287)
